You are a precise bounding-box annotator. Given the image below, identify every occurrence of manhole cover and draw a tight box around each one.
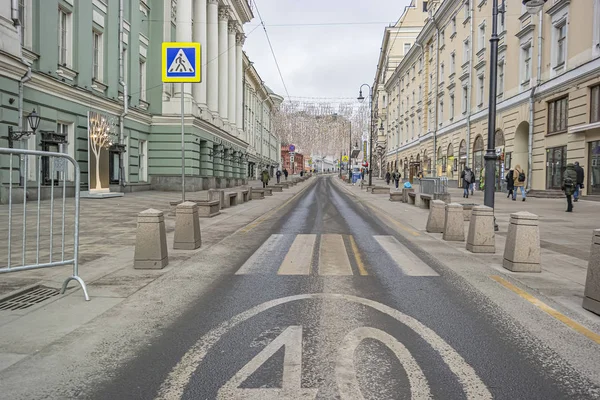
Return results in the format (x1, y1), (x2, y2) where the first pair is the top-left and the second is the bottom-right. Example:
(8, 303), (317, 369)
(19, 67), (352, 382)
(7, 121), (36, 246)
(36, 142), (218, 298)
(0, 286), (60, 311)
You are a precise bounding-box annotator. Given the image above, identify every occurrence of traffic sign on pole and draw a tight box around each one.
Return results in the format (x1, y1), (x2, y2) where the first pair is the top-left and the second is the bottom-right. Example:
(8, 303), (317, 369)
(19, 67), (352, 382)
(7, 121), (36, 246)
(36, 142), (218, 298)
(162, 42), (202, 83)
(289, 144), (296, 152)
(342, 155), (349, 163)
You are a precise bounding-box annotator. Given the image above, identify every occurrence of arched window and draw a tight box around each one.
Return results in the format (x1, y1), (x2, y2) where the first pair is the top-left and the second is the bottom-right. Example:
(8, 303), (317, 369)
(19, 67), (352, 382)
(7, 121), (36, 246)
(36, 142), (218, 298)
(473, 135), (485, 180)
(448, 143), (455, 177)
(495, 130), (505, 147)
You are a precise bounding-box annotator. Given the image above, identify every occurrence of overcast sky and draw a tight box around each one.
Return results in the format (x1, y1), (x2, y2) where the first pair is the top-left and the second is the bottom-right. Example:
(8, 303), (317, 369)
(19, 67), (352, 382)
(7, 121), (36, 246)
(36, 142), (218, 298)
(243, 0), (412, 101)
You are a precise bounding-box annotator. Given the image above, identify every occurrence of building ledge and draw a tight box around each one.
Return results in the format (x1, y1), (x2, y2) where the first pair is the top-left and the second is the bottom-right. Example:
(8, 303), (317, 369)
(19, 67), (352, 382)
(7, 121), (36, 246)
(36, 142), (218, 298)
(569, 120), (600, 134)
(56, 65), (77, 81)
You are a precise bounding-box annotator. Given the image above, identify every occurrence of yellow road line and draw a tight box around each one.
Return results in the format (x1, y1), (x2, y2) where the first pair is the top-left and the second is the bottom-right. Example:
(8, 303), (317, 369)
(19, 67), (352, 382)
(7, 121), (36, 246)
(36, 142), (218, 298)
(349, 235), (368, 276)
(240, 181), (313, 233)
(491, 275), (600, 345)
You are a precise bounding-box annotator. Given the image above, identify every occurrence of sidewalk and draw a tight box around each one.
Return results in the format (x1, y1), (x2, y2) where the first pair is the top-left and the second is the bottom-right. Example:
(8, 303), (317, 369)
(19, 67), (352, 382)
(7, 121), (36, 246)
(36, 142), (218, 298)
(0, 179), (314, 374)
(336, 177), (600, 328)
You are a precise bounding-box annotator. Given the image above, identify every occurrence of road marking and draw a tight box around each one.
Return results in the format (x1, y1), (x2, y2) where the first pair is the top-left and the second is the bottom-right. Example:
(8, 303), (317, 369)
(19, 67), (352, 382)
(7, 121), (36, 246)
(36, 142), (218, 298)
(336, 327), (432, 399)
(236, 234), (288, 275)
(491, 275), (600, 345)
(318, 234), (353, 276)
(217, 326), (318, 399)
(240, 180), (315, 234)
(363, 202), (421, 237)
(278, 234), (316, 275)
(374, 236), (439, 277)
(348, 235), (368, 276)
(155, 293), (492, 400)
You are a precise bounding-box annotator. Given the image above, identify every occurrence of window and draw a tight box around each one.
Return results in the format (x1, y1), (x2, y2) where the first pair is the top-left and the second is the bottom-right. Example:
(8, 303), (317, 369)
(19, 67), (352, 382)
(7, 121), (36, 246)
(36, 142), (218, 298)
(423, 0), (428, 12)
(462, 86), (468, 113)
(412, 64), (416, 76)
(440, 30), (445, 47)
(412, 91), (415, 107)
(498, 61), (504, 96)
(440, 63), (444, 82)
(439, 100), (444, 125)
(478, 75), (485, 106)
(19, 0), (25, 46)
(548, 97), (568, 133)
(450, 94), (455, 119)
(404, 42), (411, 55)
(57, 122), (75, 181)
(452, 17), (457, 35)
(479, 23), (486, 51)
(58, 8), (71, 66)
(556, 23), (567, 66)
(429, 73), (433, 92)
(93, 31), (103, 81)
(591, 85), (600, 123)
(499, 8), (505, 32)
(429, 43), (434, 59)
(419, 57), (423, 71)
(428, 107), (433, 130)
(419, 85), (422, 101)
(450, 53), (456, 74)
(463, 39), (470, 63)
(411, 119), (415, 138)
(522, 45), (532, 83)
(139, 59), (147, 101)
(464, 1), (470, 20)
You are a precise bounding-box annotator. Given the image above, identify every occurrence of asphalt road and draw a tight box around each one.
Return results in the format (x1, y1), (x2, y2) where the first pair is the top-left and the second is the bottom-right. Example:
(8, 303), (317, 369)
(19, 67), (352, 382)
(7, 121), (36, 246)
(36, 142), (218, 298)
(92, 176), (599, 400)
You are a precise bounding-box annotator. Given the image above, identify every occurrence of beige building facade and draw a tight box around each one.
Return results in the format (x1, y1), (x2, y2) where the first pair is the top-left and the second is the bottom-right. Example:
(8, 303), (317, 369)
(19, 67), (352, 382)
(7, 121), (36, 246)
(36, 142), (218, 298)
(379, 0), (600, 197)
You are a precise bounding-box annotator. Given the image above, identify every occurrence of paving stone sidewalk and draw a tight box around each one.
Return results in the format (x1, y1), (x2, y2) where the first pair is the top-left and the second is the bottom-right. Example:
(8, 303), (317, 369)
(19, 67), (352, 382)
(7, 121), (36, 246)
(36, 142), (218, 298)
(337, 177), (600, 327)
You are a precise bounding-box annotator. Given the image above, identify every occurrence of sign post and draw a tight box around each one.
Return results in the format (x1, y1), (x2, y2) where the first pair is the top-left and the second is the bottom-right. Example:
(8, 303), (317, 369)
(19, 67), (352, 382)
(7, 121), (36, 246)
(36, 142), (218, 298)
(162, 42), (202, 202)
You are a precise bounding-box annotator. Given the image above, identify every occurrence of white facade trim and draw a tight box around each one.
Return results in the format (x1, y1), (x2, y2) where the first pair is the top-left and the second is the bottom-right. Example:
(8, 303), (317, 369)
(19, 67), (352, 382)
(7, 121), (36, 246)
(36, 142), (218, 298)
(92, 0), (108, 14)
(569, 120), (600, 134)
(92, 10), (105, 28)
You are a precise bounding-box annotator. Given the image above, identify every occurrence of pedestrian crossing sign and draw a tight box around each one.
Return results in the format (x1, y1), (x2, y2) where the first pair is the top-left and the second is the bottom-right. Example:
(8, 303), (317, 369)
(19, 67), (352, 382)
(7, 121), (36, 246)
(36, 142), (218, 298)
(162, 42), (201, 83)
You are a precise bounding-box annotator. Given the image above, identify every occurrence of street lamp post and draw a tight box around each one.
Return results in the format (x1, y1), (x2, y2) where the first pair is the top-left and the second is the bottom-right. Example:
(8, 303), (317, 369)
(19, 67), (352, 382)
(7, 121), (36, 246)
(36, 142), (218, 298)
(357, 84), (374, 186)
(484, 0), (507, 232)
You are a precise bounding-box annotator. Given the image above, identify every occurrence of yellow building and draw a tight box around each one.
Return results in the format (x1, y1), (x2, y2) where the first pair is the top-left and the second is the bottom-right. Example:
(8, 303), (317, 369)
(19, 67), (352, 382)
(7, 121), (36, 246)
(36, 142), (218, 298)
(378, 0), (600, 198)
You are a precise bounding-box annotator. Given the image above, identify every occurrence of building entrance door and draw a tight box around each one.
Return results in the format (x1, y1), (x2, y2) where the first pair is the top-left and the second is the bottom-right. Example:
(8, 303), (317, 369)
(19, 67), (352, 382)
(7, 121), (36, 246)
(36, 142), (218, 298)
(590, 141), (600, 195)
(546, 146), (566, 190)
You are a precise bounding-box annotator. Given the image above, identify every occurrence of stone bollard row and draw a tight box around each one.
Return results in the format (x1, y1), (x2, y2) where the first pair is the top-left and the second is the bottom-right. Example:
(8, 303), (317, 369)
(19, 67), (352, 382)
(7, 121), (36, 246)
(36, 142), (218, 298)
(503, 212), (541, 272)
(583, 229), (600, 316)
(173, 202), (202, 250)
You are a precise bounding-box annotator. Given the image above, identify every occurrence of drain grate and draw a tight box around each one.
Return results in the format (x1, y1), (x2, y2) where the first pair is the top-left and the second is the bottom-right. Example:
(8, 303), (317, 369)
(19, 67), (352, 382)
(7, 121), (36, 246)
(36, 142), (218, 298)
(0, 286), (60, 311)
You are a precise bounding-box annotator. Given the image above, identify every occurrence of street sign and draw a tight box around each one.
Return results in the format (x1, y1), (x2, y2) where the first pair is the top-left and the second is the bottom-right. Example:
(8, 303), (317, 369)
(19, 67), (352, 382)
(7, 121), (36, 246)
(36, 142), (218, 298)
(289, 144), (296, 152)
(162, 42), (201, 83)
(342, 155), (349, 162)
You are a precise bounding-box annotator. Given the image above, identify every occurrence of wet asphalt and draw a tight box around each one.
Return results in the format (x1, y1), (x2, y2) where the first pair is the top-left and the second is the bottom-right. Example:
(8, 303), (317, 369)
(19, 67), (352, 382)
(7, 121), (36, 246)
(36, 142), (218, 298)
(91, 176), (599, 400)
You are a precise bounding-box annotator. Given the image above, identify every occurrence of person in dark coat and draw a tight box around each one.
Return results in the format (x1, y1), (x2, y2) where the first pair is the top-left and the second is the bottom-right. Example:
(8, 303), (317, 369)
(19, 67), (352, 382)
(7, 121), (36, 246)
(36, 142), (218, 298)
(574, 161), (585, 201)
(461, 167), (474, 198)
(505, 169), (515, 199)
(276, 170), (282, 184)
(283, 169), (289, 180)
(385, 171), (391, 185)
(563, 163), (578, 212)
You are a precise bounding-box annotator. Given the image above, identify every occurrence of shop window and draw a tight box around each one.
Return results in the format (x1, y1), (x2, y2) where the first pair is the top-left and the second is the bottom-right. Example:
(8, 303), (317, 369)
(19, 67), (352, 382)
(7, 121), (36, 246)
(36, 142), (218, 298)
(548, 96), (568, 134)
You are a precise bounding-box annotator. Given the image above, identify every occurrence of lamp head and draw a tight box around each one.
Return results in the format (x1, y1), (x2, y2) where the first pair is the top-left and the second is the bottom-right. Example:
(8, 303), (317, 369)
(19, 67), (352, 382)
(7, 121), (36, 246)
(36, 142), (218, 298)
(357, 90), (365, 103)
(522, 0), (546, 15)
(28, 109), (41, 132)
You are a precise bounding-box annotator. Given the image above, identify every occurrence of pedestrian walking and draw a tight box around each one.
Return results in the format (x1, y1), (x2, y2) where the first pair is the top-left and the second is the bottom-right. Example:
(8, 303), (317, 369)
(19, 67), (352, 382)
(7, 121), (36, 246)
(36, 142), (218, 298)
(361, 169), (365, 180)
(505, 169), (515, 199)
(283, 168), (289, 180)
(276, 170), (281, 184)
(563, 163), (578, 212)
(385, 171), (391, 185)
(261, 169), (270, 188)
(513, 165), (526, 201)
(393, 170), (401, 189)
(574, 161), (585, 202)
(461, 167), (474, 198)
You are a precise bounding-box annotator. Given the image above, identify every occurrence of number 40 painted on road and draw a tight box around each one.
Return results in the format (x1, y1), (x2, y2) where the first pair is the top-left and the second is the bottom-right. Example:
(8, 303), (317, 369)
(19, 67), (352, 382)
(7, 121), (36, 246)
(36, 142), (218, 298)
(216, 325), (431, 399)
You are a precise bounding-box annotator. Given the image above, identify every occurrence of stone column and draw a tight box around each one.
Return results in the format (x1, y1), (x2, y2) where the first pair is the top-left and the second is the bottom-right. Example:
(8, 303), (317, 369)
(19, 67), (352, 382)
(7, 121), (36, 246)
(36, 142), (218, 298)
(206, 0), (219, 114)
(223, 149), (232, 178)
(218, 6), (229, 122)
(175, 0), (193, 99)
(236, 34), (245, 134)
(228, 22), (237, 128)
(200, 140), (213, 177)
(213, 144), (224, 178)
(192, 0), (207, 108)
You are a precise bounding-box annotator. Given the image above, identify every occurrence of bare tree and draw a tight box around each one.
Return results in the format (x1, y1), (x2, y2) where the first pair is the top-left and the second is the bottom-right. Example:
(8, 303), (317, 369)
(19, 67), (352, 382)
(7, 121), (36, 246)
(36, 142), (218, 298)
(88, 111), (117, 191)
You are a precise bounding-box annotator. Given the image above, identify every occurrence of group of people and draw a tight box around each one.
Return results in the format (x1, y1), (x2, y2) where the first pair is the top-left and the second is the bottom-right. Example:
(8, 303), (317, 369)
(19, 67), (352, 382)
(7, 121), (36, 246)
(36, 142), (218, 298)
(384, 170), (403, 188)
(266, 168), (289, 188)
(460, 162), (585, 212)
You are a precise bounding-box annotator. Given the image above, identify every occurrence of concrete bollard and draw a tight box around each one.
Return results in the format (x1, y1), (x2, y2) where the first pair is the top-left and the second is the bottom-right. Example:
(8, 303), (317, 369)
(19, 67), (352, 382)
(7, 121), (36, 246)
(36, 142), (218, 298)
(134, 209), (168, 269)
(503, 212), (541, 272)
(402, 188), (414, 203)
(443, 203), (465, 241)
(582, 229), (600, 315)
(426, 200), (446, 233)
(466, 205), (495, 253)
(173, 202), (202, 250)
(414, 193), (423, 208)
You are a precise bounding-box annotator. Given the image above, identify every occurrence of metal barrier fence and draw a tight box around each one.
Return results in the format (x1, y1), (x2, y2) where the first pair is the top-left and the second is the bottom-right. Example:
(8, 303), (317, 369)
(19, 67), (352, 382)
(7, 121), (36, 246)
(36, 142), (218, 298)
(419, 177), (449, 195)
(0, 148), (89, 300)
